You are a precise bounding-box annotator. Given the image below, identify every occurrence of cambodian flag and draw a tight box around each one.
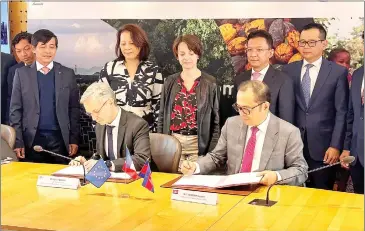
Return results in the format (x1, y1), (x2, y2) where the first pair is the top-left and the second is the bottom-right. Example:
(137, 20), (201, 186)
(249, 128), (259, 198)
(139, 160), (154, 193)
(122, 146), (138, 179)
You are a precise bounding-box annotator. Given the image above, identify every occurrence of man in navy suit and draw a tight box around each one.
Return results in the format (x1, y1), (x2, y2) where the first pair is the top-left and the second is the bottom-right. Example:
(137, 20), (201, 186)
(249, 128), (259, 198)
(234, 30), (295, 124)
(5, 32), (35, 124)
(1, 52), (16, 124)
(282, 23), (349, 190)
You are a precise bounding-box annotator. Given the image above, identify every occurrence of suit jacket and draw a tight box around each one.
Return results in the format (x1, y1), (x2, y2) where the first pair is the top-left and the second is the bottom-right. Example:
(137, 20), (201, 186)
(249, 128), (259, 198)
(95, 108), (151, 172)
(5, 62), (25, 124)
(344, 66), (364, 166)
(9, 62), (80, 151)
(234, 65), (295, 124)
(1, 52), (17, 124)
(282, 59), (349, 161)
(197, 113), (308, 186)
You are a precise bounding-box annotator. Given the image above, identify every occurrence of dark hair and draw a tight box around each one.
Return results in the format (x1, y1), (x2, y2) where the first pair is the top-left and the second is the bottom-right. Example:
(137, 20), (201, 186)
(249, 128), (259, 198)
(301, 23), (327, 40)
(172, 34), (203, 58)
(247, 30), (273, 49)
(12, 32), (32, 47)
(238, 80), (271, 104)
(328, 48), (350, 62)
(31, 29), (58, 48)
(115, 24), (150, 61)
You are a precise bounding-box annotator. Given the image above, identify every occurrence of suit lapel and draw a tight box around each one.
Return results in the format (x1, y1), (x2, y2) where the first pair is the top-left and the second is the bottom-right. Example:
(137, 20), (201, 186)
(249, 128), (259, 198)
(258, 114), (279, 171)
(294, 61), (307, 110)
(29, 63), (39, 107)
(97, 124), (107, 158)
(116, 109), (126, 158)
(308, 59), (331, 109)
(262, 65), (275, 87)
(235, 120), (247, 173)
(54, 63), (62, 109)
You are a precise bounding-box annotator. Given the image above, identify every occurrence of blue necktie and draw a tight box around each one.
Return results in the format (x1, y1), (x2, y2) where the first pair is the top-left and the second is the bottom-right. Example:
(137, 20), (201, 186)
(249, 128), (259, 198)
(301, 64), (314, 107)
(106, 125), (115, 160)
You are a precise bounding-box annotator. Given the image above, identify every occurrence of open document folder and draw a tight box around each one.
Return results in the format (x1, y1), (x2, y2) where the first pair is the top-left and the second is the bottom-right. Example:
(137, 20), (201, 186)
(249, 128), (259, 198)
(53, 165), (132, 180)
(172, 173), (262, 189)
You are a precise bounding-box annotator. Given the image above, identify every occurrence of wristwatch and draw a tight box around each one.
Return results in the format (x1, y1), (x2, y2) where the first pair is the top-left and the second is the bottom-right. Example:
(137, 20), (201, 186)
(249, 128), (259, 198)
(105, 160), (112, 168)
(91, 153), (101, 160)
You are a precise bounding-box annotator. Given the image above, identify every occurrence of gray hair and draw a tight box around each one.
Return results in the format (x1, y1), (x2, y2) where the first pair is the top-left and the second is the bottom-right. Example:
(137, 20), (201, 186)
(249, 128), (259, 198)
(80, 82), (116, 105)
(238, 80), (271, 103)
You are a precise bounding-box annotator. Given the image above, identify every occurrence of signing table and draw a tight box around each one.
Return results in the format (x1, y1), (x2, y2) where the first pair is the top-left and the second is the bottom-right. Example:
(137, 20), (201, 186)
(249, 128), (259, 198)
(1, 162), (363, 231)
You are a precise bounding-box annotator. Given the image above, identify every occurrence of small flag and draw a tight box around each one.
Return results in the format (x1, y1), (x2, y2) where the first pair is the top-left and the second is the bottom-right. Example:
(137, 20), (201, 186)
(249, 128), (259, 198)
(140, 160), (154, 193)
(85, 159), (111, 188)
(122, 146), (138, 179)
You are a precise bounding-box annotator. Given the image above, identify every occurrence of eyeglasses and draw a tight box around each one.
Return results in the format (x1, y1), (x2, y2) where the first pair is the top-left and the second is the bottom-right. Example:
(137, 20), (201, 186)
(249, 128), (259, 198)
(298, 40), (324, 47)
(246, 48), (271, 54)
(232, 102), (265, 115)
(85, 100), (109, 117)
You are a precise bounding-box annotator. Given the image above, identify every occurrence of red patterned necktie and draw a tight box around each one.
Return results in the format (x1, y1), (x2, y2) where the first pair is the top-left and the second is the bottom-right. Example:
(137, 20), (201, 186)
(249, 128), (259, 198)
(240, 126), (259, 173)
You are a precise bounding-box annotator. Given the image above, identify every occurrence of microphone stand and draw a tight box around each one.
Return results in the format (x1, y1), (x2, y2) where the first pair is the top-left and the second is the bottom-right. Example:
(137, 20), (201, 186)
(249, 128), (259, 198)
(248, 159), (352, 207)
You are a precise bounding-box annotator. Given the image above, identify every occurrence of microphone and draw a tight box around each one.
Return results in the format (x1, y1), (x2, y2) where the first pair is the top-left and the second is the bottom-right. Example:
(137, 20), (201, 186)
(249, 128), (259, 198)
(249, 156), (355, 207)
(33, 145), (87, 186)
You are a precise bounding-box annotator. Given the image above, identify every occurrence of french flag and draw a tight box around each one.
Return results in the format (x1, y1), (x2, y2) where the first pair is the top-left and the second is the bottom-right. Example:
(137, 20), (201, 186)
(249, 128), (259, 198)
(122, 147), (138, 179)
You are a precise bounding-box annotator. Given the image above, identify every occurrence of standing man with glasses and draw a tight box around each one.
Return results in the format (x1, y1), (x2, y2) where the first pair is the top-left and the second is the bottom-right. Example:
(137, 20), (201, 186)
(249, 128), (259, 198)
(10, 29), (80, 164)
(282, 23), (349, 190)
(234, 30), (295, 124)
(181, 80), (308, 186)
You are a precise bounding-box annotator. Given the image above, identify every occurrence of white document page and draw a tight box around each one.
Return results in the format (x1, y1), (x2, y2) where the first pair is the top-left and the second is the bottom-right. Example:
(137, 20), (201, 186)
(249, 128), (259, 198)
(215, 172), (262, 188)
(53, 166), (131, 179)
(172, 175), (224, 188)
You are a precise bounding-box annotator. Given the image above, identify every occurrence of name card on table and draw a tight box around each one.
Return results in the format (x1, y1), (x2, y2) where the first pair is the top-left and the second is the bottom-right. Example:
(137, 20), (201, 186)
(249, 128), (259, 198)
(171, 189), (218, 205)
(37, 175), (80, 190)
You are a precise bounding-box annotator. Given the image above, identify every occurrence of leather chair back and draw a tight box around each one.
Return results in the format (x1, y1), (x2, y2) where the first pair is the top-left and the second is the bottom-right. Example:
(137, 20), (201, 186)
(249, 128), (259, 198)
(1, 124), (16, 149)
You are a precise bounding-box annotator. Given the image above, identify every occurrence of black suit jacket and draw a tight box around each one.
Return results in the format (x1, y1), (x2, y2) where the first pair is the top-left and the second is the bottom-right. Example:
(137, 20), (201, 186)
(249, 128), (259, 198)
(95, 108), (151, 172)
(1, 52), (17, 124)
(5, 62), (25, 124)
(344, 66), (364, 166)
(9, 62), (80, 151)
(282, 59), (349, 161)
(234, 65), (295, 124)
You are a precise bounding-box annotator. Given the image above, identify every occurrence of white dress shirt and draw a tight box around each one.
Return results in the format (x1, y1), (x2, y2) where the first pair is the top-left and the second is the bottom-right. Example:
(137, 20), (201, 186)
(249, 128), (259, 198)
(104, 107), (121, 161)
(301, 57), (322, 96)
(251, 64), (270, 81)
(36, 61), (54, 74)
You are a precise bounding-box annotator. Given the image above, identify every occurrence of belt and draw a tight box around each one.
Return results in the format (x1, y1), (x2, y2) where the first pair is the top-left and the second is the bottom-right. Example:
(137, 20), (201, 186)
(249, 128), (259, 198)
(173, 130), (197, 136)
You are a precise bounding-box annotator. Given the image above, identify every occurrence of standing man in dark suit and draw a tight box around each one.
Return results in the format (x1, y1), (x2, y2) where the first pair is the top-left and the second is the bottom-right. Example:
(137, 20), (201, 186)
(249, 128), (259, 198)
(70, 82), (151, 172)
(234, 30), (295, 124)
(1, 52), (17, 124)
(5, 32), (35, 124)
(10, 29), (80, 164)
(282, 23), (349, 190)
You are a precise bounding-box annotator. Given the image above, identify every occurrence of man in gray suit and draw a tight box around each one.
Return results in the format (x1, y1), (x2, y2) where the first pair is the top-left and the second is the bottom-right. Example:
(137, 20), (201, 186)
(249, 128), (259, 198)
(70, 82), (151, 172)
(10, 29), (80, 164)
(182, 80), (308, 186)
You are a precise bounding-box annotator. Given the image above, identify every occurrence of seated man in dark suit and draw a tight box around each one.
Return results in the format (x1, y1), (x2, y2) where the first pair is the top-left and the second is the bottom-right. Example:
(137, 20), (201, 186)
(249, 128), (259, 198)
(1, 52), (17, 124)
(6, 32), (35, 124)
(70, 82), (151, 172)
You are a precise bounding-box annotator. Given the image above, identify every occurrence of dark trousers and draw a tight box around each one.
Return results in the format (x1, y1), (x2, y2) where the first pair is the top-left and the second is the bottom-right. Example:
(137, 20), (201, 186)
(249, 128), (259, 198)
(303, 133), (336, 190)
(350, 160), (364, 194)
(23, 130), (68, 165)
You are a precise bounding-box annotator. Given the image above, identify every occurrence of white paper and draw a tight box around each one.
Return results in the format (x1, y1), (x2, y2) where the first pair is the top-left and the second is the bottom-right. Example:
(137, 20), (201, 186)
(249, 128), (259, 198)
(53, 166), (131, 179)
(172, 173), (262, 188)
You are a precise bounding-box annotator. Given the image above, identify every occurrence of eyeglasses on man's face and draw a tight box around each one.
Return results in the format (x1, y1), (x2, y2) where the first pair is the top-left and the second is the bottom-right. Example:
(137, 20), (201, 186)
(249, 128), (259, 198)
(232, 102), (265, 115)
(298, 40), (324, 47)
(85, 100), (109, 117)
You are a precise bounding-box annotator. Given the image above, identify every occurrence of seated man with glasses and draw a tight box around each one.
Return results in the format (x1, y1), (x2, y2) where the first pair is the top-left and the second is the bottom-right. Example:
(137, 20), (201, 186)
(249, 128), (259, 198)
(70, 82), (151, 172)
(181, 80), (308, 186)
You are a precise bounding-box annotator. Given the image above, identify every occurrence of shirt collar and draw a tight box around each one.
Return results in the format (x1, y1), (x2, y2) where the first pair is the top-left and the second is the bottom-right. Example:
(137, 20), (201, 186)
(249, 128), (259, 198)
(248, 112), (270, 133)
(303, 56), (322, 69)
(107, 107), (121, 127)
(251, 64), (270, 77)
(36, 61), (54, 71)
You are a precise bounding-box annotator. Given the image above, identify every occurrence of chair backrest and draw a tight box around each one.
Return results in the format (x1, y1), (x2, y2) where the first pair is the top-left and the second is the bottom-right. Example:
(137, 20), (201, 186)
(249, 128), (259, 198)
(1, 124), (16, 149)
(149, 133), (182, 173)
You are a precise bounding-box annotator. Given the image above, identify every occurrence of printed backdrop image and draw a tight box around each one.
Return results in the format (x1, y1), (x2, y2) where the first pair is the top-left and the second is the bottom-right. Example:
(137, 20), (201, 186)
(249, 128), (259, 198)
(1, 1), (10, 53)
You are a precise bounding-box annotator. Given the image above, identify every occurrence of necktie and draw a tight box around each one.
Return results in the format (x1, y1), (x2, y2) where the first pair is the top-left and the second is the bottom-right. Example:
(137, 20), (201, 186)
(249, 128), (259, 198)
(106, 125), (115, 160)
(240, 126), (259, 173)
(252, 72), (261, 81)
(301, 64), (314, 107)
(41, 66), (50, 75)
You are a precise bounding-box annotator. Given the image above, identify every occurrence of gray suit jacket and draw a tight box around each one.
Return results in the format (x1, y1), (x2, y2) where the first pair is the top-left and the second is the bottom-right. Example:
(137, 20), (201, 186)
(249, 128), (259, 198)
(9, 62), (80, 151)
(197, 113), (308, 186)
(95, 108), (151, 172)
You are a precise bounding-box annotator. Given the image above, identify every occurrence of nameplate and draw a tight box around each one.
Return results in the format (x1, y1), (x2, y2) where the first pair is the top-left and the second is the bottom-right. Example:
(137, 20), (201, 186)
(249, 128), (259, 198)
(37, 175), (80, 190)
(171, 189), (218, 205)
